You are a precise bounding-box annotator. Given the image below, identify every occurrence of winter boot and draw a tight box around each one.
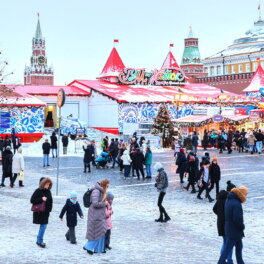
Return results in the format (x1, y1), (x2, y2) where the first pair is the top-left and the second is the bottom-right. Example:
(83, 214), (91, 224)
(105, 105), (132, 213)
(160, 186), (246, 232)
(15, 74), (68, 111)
(197, 194), (203, 200)
(191, 189), (196, 194)
(155, 218), (164, 222)
(83, 165), (87, 173)
(208, 196), (214, 203)
(88, 165), (91, 173)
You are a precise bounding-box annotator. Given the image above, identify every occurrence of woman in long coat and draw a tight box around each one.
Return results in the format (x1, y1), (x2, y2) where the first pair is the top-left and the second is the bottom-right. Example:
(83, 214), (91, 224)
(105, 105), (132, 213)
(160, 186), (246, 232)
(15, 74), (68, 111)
(83, 179), (110, 255)
(176, 148), (187, 183)
(83, 142), (94, 173)
(1, 146), (13, 187)
(184, 152), (199, 193)
(30, 177), (53, 248)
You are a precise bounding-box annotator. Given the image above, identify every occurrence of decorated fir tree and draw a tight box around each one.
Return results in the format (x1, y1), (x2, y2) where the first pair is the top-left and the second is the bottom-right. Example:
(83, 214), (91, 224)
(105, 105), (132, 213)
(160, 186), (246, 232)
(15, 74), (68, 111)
(151, 104), (175, 147)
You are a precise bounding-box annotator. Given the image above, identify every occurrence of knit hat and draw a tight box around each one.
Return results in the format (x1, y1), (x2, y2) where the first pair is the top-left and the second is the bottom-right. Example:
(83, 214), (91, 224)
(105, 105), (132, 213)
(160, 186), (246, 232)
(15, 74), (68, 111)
(6, 146), (11, 150)
(204, 160), (210, 165)
(231, 186), (249, 203)
(70, 191), (77, 199)
(212, 157), (217, 162)
(154, 162), (163, 171)
(107, 192), (114, 200)
(39, 177), (46, 184)
(226, 180), (236, 192)
(180, 148), (184, 153)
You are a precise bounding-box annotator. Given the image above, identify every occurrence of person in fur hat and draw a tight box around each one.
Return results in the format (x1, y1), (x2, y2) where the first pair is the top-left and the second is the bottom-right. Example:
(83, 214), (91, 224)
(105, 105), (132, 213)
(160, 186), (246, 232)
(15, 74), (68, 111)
(217, 186), (249, 264)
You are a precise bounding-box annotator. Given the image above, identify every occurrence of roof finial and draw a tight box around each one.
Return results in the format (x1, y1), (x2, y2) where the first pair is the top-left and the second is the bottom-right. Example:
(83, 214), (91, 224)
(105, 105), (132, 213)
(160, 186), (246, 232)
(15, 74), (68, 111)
(258, 0), (262, 20)
(169, 43), (174, 51)
(188, 26), (194, 38)
(113, 39), (119, 47)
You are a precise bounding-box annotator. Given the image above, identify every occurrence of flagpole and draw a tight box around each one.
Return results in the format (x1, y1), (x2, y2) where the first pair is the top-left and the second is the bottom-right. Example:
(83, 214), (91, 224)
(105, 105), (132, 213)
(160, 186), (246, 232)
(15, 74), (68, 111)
(259, 0), (262, 20)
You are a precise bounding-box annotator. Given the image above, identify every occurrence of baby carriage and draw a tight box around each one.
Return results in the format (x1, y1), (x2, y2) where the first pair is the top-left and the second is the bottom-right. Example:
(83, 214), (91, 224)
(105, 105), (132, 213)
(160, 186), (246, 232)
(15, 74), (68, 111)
(95, 152), (110, 169)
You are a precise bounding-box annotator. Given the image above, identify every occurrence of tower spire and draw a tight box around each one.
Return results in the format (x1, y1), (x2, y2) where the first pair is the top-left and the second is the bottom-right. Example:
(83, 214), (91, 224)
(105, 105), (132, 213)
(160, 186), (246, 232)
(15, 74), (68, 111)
(35, 13), (42, 39)
(188, 26), (194, 38)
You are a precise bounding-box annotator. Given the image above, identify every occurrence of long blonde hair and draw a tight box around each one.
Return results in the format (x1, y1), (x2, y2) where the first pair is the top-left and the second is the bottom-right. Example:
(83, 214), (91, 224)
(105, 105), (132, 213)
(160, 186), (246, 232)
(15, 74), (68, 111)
(100, 179), (110, 201)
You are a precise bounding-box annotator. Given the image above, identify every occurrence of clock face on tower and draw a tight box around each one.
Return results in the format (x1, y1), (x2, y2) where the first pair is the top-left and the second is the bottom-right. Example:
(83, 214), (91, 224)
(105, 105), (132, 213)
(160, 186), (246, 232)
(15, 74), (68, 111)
(37, 55), (46, 65)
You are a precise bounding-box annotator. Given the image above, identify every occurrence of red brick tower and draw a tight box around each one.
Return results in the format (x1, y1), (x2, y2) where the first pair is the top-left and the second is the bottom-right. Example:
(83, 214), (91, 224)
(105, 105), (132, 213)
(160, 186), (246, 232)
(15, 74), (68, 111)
(24, 15), (54, 85)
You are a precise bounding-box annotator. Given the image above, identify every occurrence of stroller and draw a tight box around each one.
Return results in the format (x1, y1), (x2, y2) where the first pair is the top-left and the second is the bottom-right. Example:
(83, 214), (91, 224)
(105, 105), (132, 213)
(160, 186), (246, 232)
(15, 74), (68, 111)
(95, 152), (110, 169)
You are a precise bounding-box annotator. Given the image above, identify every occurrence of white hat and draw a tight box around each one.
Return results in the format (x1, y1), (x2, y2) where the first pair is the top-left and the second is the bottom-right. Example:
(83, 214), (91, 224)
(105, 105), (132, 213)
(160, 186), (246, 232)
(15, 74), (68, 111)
(154, 162), (163, 171)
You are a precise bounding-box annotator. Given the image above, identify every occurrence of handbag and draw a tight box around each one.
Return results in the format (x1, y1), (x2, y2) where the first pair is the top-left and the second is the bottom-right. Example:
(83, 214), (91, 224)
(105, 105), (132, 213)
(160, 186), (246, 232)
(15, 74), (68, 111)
(31, 202), (46, 213)
(18, 171), (24, 181)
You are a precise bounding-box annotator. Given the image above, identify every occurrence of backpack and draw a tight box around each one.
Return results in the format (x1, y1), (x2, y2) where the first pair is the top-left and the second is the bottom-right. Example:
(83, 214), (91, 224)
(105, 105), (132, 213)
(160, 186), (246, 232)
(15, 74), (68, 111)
(83, 189), (93, 208)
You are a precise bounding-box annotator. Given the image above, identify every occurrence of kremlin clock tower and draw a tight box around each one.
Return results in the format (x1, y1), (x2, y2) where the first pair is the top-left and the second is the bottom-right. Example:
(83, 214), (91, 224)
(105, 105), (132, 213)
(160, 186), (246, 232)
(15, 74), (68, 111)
(24, 16), (54, 85)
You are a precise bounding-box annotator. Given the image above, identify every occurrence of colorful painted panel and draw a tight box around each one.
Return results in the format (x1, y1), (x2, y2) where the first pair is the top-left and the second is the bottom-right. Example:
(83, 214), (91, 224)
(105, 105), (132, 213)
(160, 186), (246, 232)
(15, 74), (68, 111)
(0, 112), (11, 132)
(0, 107), (44, 134)
(118, 103), (194, 131)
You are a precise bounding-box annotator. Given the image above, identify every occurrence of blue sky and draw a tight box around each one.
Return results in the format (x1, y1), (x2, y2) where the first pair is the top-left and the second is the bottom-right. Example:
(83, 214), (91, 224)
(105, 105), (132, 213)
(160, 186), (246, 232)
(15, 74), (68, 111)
(0, 0), (262, 85)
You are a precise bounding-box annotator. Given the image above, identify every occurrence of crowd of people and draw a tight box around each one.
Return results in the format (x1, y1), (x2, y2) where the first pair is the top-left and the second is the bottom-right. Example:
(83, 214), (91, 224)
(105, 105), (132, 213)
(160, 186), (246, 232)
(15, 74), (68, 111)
(0, 128), (250, 263)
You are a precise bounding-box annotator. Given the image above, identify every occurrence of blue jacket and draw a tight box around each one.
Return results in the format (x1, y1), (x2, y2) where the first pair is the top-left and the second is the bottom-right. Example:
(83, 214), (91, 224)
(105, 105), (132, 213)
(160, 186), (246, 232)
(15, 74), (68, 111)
(225, 192), (245, 239)
(59, 199), (83, 227)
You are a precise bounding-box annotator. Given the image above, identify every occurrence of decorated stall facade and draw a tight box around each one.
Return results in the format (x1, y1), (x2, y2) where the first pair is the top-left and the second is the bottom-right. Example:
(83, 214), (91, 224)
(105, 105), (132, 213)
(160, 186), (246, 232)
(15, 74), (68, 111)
(0, 86), (45, 142)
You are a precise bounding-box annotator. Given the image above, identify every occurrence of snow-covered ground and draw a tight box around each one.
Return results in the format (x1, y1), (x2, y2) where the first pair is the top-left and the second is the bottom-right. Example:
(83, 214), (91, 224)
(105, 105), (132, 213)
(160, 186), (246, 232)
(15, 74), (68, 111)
(0, 148), (263, 264)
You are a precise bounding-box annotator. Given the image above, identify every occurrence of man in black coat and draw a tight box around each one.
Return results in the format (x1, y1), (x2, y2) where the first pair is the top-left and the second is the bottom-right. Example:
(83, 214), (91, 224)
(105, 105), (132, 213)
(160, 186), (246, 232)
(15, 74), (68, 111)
(209, 157), (221, 198)
(62, 134), (69, 155)
(255, 129), (264, 154)
(218, 186), (248, 264)
(42, 139), (51, 167)
(191, 131), (199, 154)
(131, 148), (145, 180)
(109, 139), (119, 168)
(1, 146), (13, 187)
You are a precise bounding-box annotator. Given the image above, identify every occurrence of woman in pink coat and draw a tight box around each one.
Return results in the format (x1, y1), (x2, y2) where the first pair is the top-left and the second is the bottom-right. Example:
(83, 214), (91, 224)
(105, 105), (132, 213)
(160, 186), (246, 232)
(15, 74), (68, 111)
(105, 192), (114, 250)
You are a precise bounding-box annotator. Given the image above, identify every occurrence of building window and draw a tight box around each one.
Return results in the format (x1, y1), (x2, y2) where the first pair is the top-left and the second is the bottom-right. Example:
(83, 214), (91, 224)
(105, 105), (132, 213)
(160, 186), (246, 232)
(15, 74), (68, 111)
(253, 62), (258, 71)
(238, 64), (243, 73)
(217, 66), (221, 75)
(204, 67), (208, 73)
(232, 65), (236, 74)
(210, 66), (215, 76)
(246, 63), (250, 72)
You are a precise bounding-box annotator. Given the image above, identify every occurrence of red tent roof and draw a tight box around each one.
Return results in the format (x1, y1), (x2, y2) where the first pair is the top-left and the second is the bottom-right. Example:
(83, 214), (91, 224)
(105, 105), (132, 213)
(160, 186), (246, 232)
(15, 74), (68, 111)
(161, 51), (180, 69)
(98, 47), (125, 78)
(243, 64), (264, 93)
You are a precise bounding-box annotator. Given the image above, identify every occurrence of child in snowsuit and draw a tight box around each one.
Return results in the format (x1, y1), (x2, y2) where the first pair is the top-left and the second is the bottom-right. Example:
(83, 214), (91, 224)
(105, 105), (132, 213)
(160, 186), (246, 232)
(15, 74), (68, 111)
(105, 192), (114, 250)
(59, 191), (84, 244)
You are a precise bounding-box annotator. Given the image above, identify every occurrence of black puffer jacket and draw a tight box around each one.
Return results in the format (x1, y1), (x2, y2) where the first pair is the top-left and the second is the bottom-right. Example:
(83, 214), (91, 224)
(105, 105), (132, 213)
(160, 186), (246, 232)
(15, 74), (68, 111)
(83, 145), (94, 163)
(210, 163), (221, 182)
(2, 149), (13, 178)
(213, 190), (228, 236)
(59, 199), (83, 227)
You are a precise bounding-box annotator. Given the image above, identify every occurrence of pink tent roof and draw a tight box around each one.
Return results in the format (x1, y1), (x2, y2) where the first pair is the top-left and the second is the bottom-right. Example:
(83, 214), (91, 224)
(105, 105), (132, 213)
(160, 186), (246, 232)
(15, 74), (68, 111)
(243, 64), (264, 93)
(161, 51), (180, 69)
(98, 47), (125, 78)
(8, 85), (90, 96)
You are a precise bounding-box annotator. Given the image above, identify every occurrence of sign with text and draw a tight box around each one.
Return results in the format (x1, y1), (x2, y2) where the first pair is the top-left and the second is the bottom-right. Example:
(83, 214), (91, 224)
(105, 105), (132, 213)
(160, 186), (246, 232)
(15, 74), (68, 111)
(213, 115), (224, 122)
(118, 68), (186, 86)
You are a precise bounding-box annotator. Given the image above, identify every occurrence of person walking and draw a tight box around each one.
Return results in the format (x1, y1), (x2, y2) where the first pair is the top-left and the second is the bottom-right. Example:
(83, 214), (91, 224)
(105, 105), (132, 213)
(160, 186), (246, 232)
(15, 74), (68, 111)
(131, 147), (145, 180)
(59, 191), (84, 244)
(202, 129), (209, 150)
(3, 135), (11, 150)
(50, 132), (58, 158)
(218, 133), (226, 154)
(144, 146), (152, 179)
(213, 190), (234, 264)
(226, 131), (233, 154)
(209, 157), (221, 199)
(11, 147), (25, 187)
(176, 148), (187, 184)
(217, 186), (249, 264)
(121, 146), (132, 178)
(255, 129), (264, 154)
(184, 152), (199, 193)
(1, 146), (13, 187)
(154, 162), (170, 223)
(109, 139), (119, 168)
(83, 179), (110, 255)
(0, 136), (4, 158)
(105, 192), (114, 250)
(197, 160), (214, 202)
(42, 139), (51, 167)
(83, 141), (94, 173)
(62, 134), (69, 155)
(118, 142), (125, 172)
(247, 132), (257, 154)
(30, 177), (53, 248)
(191, 131), (199, 154)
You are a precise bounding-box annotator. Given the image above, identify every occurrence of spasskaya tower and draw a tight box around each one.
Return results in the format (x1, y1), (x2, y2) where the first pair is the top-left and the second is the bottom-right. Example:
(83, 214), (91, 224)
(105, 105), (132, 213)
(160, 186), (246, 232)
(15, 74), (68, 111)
(24, 15), (54, 85)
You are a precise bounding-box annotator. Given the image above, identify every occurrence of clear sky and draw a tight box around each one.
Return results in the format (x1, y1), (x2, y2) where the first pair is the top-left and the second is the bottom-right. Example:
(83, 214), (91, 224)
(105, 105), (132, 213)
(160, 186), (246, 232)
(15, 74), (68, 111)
(0, 0), (262, 85)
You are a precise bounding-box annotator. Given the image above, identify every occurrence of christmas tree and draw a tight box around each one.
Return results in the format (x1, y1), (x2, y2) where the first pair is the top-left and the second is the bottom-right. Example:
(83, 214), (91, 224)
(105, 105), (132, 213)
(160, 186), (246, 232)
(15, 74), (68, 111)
(151, 104), (175, 147)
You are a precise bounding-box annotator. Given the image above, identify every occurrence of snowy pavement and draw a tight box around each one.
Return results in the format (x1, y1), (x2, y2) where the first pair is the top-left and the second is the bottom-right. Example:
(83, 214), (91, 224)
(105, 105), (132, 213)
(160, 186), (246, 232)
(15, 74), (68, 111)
(0, 148), (263, 264)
